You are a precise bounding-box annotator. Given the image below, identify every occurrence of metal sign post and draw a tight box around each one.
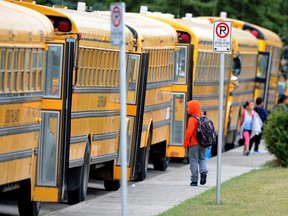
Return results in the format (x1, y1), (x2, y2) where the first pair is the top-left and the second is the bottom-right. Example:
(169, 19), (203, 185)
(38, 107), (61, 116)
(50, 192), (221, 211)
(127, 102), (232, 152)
(110, 3), (127, 215)
(213, 18), (232, 205)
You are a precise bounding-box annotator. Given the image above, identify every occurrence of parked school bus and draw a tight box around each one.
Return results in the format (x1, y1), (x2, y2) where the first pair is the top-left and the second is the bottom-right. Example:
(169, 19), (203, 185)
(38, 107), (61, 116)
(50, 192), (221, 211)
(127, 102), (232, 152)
(140, 11), (232, 157)
(200, 17), (283, 111)
(96, 12), (178, 180)
(0, 1), (62, 215)
(9, 0), (135, 205)
(222, 27), (259, 148)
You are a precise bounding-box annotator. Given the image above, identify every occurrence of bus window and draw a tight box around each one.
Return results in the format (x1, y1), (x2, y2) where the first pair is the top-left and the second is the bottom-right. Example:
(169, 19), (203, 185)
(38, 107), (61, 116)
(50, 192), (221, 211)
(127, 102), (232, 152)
(0, 48), (5, 92)
(13, 48), (19, 92)
(7, 48), (12, 92)
(19, 49), (25, 91)
(116, 117), (134, 166)
(232, 56), (241, 76)
(38, 50), (44, 90)
(170, 93), (186, 145)
(127, 54), (140, 104)
(37, 111), (60, 186)
(174, 46), (187, 84)
(45, 44), (63, 98)
(257, 53), (269, 79)
(25, 49), (31, 91)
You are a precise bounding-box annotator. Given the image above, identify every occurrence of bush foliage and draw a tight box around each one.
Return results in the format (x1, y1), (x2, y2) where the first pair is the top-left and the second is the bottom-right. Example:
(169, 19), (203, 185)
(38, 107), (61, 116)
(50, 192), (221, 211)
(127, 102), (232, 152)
(263, 108), (288, 166)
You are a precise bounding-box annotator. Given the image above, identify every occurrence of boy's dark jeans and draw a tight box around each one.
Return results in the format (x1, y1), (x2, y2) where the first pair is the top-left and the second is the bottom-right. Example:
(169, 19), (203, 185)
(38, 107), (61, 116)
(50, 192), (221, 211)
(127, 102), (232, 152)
(249, 133), (262, 152)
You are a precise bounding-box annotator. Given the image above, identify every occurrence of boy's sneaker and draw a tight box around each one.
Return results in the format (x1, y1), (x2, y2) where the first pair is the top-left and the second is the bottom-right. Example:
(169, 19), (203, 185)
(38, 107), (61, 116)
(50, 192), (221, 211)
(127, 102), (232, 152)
(190, 181), (198, 186)
(254, 150), (260, 154)
(200, 173), (207, 185)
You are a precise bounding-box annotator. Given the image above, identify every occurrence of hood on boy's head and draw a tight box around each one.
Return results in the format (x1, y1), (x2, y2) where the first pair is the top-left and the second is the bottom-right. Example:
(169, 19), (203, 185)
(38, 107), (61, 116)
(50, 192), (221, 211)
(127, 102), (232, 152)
(187, 100), (202, 116)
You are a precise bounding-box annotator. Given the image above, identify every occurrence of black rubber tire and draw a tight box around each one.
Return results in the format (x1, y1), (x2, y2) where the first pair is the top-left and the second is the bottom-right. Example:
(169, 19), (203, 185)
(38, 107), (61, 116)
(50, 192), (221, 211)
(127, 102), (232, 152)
(18, 180), (41, 216)
(136, 131), (151, 181)
(68, 143), (90, 204)
(104, 180), (121, 191)
(153, 157), (168, 171)
(136, 147), (149, 181)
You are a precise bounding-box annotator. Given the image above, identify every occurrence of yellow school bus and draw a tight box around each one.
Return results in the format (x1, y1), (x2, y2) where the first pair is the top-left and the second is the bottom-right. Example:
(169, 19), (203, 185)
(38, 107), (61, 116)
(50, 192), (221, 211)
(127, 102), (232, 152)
(200, 17), (283, 110)
(9, 0), (135, 205)
(223, 27), (259, 149)
(0, 1), (61, 215)
(95, 12), (178, 181)
(140, 12), (232, 157)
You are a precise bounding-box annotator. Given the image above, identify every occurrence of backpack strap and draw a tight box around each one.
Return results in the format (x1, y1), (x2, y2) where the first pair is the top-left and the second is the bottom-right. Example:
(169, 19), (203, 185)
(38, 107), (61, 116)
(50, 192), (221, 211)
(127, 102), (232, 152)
(192, 115), (200, 120)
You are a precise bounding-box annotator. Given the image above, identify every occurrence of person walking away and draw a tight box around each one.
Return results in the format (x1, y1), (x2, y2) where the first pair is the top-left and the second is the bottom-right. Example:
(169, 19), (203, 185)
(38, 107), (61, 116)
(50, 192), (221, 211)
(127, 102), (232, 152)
(238, 101), (260, 156)
(269, 95), (288, 113)
(183, 100), (208, 186)
(250, 97), (267, 154)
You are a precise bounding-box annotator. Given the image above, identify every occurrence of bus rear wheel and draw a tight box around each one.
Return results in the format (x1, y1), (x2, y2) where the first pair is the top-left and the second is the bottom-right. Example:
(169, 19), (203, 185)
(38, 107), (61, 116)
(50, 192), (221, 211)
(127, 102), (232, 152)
(18, 180), (41, 216)
(153, 157), (168, 171)
(136, 131), (151, 181)
(68, 143), (90, 204)
(104, 180), (120, 191)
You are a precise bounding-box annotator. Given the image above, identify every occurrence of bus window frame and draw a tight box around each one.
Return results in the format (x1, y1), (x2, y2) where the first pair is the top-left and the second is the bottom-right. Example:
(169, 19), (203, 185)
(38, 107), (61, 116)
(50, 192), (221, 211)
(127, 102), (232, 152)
(174, 45), (188, 84)
(44, 44), (63, 99)
(127, 54), (141, 105)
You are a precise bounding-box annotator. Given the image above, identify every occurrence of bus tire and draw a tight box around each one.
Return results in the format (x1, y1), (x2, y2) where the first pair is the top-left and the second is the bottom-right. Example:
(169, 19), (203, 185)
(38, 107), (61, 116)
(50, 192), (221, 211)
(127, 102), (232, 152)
(68, 142), (90, 205)
(136, 131), (151, 181)
(18, 180), (41, 216)
(104, 180), (120, 191)
(153, 157), (168, 171)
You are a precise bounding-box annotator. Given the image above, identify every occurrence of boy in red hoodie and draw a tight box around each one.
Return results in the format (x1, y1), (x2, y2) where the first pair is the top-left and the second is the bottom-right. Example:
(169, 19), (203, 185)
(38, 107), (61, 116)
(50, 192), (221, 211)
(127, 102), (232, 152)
(183, 100), (208, 186)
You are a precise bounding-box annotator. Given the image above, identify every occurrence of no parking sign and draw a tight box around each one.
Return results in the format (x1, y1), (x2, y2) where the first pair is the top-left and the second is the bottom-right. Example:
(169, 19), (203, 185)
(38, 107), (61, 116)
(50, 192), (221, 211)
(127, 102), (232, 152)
(213, 21), (232, 52)
(110, 3), (125, 46)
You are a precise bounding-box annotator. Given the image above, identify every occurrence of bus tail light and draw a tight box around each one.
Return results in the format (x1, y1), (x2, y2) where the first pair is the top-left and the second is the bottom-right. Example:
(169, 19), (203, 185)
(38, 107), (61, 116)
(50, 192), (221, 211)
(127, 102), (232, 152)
(58, 20), (71, 32)
(178, 32), (191, 43)
(48, 16), (72, 32)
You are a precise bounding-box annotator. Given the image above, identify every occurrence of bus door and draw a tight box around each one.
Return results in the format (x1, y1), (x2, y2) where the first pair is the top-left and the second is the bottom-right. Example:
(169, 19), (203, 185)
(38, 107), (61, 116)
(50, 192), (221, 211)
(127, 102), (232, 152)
(114, 52), (149, 181)
(33, 38), (75, 202)
(255, 51), (271, 109)
(169, 44), (193, 158)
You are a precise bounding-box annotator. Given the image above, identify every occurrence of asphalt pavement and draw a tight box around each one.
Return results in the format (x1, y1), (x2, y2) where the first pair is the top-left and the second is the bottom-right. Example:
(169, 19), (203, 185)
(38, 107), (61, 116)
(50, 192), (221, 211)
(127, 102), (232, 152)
(45, 142), (274, 216)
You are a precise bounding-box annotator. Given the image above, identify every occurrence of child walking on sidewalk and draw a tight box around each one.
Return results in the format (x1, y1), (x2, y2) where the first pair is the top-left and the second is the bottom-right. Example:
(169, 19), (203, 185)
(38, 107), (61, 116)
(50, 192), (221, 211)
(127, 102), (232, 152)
(183, 100), (208, 186)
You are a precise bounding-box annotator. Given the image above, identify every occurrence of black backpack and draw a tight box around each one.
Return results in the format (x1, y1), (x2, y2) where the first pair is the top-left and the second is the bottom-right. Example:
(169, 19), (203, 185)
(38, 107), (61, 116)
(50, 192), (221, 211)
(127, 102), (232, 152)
(193, 115), (217, 148)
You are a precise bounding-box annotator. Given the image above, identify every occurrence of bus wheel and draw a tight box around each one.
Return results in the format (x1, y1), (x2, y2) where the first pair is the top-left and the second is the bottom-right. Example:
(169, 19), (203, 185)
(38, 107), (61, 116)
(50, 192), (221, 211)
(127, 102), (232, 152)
(104, 180), (120, 191)
(136, 131), (151, 181)
(153, 156), (168, 171)
(68, 143), (91, 204)
(18, 180), (41, 216)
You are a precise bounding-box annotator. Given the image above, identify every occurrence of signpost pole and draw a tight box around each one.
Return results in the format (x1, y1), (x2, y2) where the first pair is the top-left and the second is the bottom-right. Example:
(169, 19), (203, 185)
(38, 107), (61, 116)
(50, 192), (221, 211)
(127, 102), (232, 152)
(110, 3), (127, 215)
(216, 51), (224, 204)
(212, 12), (231, 205)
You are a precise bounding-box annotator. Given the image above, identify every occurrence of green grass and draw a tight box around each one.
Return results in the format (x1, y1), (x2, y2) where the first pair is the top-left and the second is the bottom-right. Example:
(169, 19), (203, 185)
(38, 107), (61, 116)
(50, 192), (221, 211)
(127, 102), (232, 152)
(158, 167), (288, 216)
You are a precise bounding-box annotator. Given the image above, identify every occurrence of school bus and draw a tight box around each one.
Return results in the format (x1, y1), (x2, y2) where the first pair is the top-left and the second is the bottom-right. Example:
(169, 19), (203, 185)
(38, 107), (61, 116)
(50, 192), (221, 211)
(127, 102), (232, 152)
(200, 17), (283, 110)
(222, 27), (259, 148)
(140, 11), (232, 157)
(96, 12), (178, 180)
(280, 46), (288, 96)
(0, 1), (61, 215)
(9, 0), (135, 205)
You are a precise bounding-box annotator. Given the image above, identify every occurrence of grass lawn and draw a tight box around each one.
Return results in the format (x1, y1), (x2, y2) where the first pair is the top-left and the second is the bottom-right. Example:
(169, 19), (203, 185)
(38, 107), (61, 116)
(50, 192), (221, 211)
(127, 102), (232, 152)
(159, 165), (288, 216)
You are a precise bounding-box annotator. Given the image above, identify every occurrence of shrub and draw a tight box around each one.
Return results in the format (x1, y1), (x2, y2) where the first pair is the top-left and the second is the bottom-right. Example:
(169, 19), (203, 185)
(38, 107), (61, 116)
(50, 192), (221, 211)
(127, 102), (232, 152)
(263, 108), (288, 166)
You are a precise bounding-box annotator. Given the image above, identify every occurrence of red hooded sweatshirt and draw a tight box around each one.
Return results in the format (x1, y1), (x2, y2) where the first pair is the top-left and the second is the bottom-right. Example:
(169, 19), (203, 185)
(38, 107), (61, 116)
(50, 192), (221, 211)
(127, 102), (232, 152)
(183, 100), (202, 147)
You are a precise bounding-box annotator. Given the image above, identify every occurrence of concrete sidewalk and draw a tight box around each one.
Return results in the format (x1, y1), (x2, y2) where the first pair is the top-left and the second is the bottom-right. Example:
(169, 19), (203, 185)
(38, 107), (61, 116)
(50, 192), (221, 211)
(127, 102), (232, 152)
(47, 143), (274, 216)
